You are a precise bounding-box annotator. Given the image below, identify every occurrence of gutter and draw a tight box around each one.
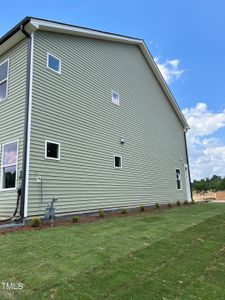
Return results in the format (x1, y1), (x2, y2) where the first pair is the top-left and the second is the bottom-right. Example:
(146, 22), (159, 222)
(0, 17), (31, 45)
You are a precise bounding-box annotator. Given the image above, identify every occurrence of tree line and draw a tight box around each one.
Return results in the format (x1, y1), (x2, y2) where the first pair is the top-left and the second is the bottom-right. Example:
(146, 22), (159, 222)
(192, 175), (225, 192)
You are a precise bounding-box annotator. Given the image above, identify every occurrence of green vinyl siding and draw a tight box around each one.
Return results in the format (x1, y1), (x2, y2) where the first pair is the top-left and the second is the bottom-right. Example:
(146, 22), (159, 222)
(28, 31), (188, 216)
(0, 39), (27, 217)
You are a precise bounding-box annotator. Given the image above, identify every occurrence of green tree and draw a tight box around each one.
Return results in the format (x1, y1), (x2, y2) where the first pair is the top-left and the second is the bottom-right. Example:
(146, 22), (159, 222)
(192, 175), (225, 192)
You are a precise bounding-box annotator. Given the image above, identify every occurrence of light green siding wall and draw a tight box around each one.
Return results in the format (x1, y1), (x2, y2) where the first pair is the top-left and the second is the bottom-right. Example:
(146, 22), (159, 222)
(28, 31), (188, 216)
(0, 39), (27, 217)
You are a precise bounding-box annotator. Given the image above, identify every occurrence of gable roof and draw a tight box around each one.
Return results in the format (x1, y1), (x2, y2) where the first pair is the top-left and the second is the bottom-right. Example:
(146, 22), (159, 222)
(0, 17), (189, 130)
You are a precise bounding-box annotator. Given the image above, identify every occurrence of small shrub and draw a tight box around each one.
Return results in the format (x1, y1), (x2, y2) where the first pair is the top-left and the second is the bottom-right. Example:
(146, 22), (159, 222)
(155, 203), (160, 209)
(191, 200), (195, 205)
(72, 216), (80, 223)
(99, 209), (105, 218)
(184, 200), (188, 205)
(140, 205), (145, 212)
(31, 217), (41, 228)
(168, 203), (172, 208)
(121, 208), (128, 214)
(176, 200), (181, 206)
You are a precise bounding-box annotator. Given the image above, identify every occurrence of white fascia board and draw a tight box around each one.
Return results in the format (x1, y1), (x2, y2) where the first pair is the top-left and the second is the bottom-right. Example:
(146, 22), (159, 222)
(30, 19), (141, 44)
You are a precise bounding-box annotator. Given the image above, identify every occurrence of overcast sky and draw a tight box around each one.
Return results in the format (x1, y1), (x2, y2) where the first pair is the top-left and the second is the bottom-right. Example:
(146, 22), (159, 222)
(1, 0), (225, 180)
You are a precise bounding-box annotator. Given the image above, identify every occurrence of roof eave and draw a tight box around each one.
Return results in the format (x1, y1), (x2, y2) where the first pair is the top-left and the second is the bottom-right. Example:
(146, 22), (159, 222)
(0, 17), (31, 45)
(0, 17), (189, 130)
(138, 42), (189, 130)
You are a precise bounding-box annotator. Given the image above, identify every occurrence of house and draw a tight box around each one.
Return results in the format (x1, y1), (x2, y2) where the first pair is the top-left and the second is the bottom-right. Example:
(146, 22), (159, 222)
(0, 17), (191, 220)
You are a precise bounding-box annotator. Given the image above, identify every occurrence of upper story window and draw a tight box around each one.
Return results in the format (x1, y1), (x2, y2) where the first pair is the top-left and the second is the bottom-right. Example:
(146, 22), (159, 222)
(45, 141), (60, 160)
(176, 169), (182, 190)
(47, 53), (61, 74)
(112, 91), (120, 106)
(0, 59), (9, 101)
(1, 141), (18, 190)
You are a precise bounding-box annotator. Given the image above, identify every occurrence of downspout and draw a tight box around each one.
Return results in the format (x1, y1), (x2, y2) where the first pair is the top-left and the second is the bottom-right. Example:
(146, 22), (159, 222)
(19, 25), (32, 220)
(184, 129), (193, 200)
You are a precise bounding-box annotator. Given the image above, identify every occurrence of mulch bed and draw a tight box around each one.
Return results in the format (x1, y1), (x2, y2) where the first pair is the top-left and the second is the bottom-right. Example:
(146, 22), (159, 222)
(0, 202), (195, 235)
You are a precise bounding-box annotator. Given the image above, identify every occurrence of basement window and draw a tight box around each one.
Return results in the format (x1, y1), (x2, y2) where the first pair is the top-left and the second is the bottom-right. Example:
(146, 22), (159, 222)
(112, 91), (120, 106)
(1, 141), (18, 189)
(45, 141), (60, 160)
(176, 169), (182, 190)
(47, 53), (61, 74)
(114, 155), (122, 168)
(0, 59), (9, 101)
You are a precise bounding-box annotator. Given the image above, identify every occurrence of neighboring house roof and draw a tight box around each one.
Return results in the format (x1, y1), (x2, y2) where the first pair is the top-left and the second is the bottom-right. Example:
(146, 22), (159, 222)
(0, 17), (189, 130)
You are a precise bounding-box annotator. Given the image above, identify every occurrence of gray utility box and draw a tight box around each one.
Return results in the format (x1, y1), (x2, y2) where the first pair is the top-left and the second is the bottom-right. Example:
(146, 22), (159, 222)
(44, 207), (55, 219)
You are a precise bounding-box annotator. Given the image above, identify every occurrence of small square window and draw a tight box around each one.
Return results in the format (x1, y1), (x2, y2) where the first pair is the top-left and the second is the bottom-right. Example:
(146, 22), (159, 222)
(45, 141), (60, 160)
(112, 91), (120, 106)
(114, 155), (122, 168)
(47, 53), (61, 73)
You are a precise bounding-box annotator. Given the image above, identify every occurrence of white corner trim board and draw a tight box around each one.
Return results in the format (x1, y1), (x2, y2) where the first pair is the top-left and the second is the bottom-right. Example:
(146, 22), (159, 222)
(24, 32), (34, 218)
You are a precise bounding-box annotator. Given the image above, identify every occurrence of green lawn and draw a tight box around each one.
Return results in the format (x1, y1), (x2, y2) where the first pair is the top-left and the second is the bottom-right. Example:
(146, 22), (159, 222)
(1, 203), (225, 300)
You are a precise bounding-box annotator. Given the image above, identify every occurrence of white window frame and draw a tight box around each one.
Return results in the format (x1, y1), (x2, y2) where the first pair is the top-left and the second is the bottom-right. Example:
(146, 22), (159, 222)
(45, 140), (61, 160)
(111, 91), (120, 106)
(0, 59), (9, 102)
(176, 168), (182, 190)
(47, 53), (61, 74)
(114, 155), (122, 169)
(1, 140), (19, 191)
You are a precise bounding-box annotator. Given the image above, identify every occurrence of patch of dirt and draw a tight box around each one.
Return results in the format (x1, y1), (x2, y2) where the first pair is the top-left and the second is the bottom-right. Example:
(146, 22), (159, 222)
(0, 202), (195, 235)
